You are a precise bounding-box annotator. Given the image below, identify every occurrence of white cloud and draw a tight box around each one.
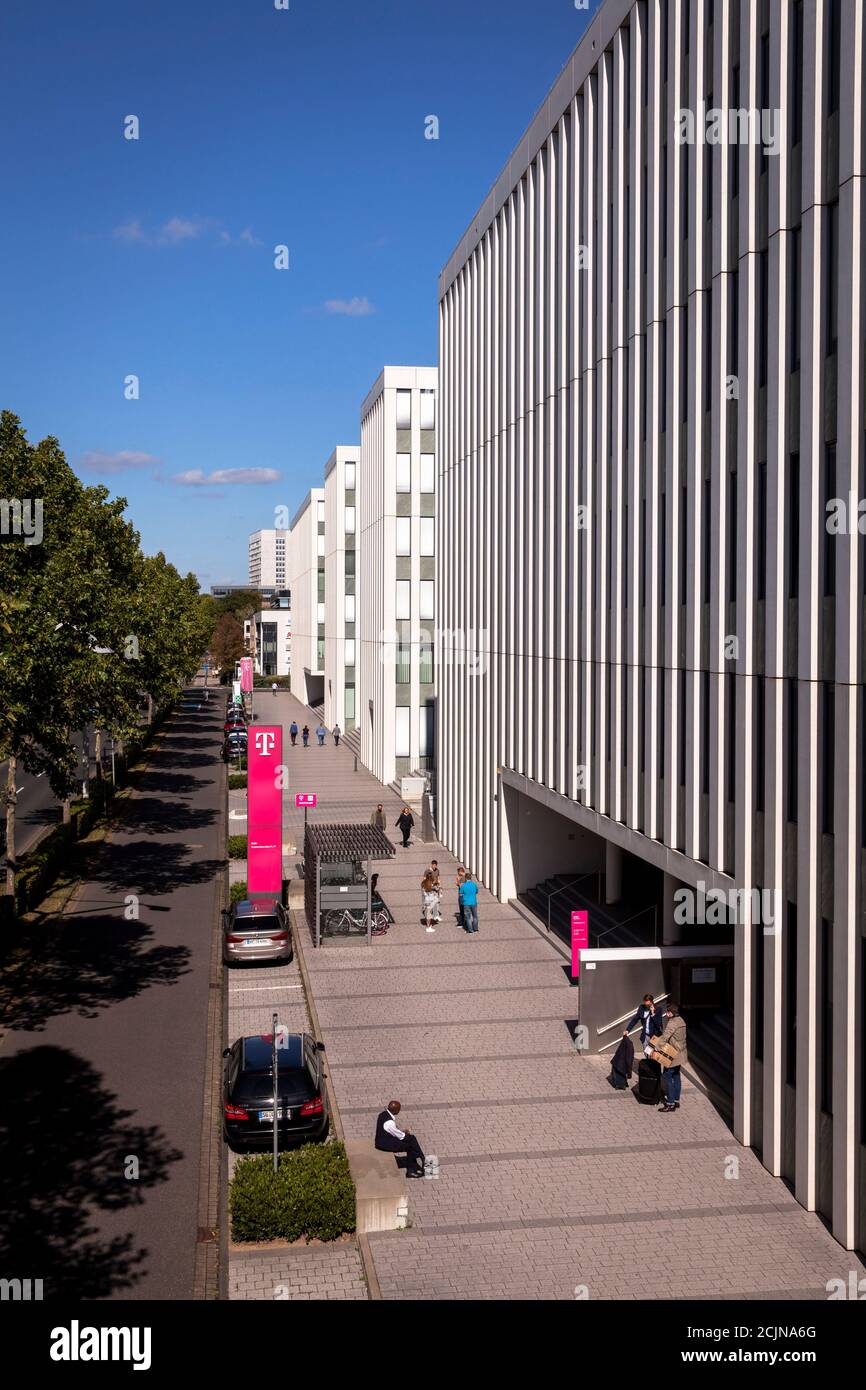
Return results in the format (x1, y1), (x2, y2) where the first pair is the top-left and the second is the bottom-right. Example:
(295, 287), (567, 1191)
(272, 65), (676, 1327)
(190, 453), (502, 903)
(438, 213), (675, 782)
(113, 216), (262, 248)
(158, 216), (202, 244)
(171, 468), (280, 487)
(113, 219), (147, 243)
(81, 450), (159, 475)
(324, 296), (375, 317)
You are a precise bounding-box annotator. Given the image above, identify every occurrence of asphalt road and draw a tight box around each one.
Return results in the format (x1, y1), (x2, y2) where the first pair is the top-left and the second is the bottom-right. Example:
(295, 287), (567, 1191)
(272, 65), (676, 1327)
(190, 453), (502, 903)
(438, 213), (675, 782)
(1, 731), (93, 867)
(0, 690), (224, 1300)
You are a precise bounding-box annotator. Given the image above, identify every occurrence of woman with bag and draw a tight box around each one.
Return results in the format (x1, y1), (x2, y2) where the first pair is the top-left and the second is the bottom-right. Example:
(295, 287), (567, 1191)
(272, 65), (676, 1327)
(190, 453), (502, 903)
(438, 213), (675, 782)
(650, 1003), (688, 1112)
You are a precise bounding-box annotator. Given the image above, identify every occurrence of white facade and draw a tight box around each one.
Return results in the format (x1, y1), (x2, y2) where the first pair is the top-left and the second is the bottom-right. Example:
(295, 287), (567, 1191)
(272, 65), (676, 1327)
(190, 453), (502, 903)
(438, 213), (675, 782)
(358, 366), (438, 785)
(323, 446), (359, 732)
(250, 608), (292, 678)
(288, 488), (326, 708)
(248, 528), (289, 589)
(438, 0), (865, 1251)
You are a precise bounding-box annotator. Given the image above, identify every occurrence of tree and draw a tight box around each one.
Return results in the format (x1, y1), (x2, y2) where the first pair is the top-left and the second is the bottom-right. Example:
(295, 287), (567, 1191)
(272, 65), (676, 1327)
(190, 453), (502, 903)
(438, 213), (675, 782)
(210, 613), (245, 681)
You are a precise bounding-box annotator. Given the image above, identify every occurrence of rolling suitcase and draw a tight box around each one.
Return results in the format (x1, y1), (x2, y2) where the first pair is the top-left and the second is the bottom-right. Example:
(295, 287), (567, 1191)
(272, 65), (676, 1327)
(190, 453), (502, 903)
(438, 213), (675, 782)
(636, 1057), (662, 1104)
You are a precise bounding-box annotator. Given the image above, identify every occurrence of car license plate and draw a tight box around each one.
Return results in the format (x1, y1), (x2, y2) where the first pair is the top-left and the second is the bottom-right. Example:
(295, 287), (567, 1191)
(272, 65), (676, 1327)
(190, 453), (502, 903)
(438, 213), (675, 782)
(257, 1108), (292, 1122)
(242, 938), (259, 946)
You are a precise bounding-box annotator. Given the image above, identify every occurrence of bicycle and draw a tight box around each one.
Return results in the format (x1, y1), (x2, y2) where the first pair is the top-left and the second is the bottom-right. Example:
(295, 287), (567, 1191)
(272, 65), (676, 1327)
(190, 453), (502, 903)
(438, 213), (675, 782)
(321, 907), (390, 937)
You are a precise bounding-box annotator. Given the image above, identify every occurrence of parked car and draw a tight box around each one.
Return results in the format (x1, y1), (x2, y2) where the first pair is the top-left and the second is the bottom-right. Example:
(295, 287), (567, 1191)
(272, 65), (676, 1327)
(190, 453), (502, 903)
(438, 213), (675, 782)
(222, 731), (248, 762)
(224, 712), (246, 732)
(222, 1032), (328, 1149)
(222, 896), (292, 965)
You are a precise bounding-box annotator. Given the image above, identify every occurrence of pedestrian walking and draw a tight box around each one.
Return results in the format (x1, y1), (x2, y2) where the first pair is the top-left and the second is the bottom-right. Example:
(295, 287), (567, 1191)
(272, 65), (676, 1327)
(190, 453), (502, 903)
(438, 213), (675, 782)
(316, 724), (326, 747)
(302, 725), (310, 747)
(370, 803), (387, 832)
(333, 723), (341, 747)
(396, 806), (414, 848)
(455, 866), (467, 927)
(420, 870), (439, 933)
(459, 872), (479, 933)
(427, 859), (442, 921)
(650, 1003), (688, 1112)
(271, 682), (277, 696)
(374, 1101), (427, 1178)
(290, 721), (299, 746)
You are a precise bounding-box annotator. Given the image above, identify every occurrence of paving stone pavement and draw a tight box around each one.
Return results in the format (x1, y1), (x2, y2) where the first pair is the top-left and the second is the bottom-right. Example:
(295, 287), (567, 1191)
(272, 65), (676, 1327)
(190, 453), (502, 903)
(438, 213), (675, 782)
(230, 1244), (367, 1300)
(261, 694), (866, 1301)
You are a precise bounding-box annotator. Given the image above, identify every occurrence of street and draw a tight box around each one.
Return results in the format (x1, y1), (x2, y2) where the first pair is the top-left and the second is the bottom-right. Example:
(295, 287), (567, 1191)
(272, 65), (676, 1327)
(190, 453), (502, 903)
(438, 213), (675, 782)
(0, 693), (223, 1299)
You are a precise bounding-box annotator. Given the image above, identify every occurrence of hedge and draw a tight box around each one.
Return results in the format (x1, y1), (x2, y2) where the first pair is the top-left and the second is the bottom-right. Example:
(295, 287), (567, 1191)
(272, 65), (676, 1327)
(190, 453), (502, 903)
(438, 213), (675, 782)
(229, 881), (248, 904)
(230, 1141), (355, 1244)
(228, 773), (247, 790)
(227, 835), (248, 859)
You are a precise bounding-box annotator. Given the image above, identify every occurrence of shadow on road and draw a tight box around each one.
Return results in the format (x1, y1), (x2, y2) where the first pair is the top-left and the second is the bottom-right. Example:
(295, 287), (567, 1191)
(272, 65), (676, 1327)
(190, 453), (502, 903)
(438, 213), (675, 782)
(0, 916), (192, 1031)
(0, 1045), (182, 1298)
(91, 842), (225, 897)
(117, 797), (219, 836)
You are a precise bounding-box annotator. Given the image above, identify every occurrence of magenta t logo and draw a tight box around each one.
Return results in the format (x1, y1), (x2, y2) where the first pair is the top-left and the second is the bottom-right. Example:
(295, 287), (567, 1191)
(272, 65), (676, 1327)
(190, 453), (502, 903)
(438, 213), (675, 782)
(255, 731), (276, 756)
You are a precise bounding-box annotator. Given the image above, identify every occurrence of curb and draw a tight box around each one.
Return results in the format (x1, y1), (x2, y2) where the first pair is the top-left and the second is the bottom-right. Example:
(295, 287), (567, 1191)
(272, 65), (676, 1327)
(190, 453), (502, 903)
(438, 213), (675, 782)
(290, 904), (381, 1302)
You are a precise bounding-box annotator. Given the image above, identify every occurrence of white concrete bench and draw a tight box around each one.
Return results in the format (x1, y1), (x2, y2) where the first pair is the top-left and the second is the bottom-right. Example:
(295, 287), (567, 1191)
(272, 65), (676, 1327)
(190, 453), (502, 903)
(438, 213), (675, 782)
(345, 1139), (409, 1234)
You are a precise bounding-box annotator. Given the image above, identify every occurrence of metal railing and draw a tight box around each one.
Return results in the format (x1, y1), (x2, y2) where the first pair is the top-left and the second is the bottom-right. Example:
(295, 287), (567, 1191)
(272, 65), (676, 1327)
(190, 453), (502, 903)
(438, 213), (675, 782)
(542, 871), (602, 933)
(593, 902), (658, 947)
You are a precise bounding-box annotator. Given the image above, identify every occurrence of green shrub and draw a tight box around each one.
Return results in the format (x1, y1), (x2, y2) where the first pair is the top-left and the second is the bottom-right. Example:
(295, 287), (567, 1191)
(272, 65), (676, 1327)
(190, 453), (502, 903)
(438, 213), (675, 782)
(230, 1141), (355, 1244)
(229, 881), (248, 904)
(228, 773), (247, 790)
(227, 835), (248, 859)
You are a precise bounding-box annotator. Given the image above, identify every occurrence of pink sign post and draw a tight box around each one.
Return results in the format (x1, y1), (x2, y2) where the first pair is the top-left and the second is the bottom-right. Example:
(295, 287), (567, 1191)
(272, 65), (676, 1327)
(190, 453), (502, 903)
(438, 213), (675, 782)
(295, 791), (317, 832)
(571, 909), (589, 979)
(247, 725), (283, 896)
(240, 657), (253, 693)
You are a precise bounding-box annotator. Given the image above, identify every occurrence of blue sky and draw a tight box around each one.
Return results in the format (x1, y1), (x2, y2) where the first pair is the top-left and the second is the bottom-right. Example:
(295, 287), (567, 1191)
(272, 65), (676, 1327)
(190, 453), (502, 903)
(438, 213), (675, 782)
(1, 0), (599, 585)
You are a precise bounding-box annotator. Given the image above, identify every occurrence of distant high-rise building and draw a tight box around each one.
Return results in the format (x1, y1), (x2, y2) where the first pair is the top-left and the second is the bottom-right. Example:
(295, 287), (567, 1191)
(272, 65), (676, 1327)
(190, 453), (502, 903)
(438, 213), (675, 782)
(248, 528), (290, 590)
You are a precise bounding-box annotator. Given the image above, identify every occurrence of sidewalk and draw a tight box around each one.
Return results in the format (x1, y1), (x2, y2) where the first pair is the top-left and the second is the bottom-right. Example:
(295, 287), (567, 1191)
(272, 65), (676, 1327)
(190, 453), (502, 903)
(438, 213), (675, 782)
(265, 693), (866, 1301)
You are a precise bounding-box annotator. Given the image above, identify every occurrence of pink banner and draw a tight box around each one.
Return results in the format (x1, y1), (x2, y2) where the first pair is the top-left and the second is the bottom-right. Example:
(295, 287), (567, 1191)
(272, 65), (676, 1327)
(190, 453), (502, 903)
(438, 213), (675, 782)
(248, 725), (283, 895)
(571, 909), (589, 979)
(240, 657), (253, 693)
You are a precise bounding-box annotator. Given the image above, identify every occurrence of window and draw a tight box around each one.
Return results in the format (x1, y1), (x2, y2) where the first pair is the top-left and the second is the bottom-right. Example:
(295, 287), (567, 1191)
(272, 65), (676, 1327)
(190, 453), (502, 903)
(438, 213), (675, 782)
(344, 461), (356, 490)
(345, 685), (355, 722)
(316, 637), (324, 667)
(821, 918), (833, 1113)
(785, 903), (798, 1084)
(345, 505), (356, 535)
(823, 444), (836, 597)
(419, 579), (434, 619)
(788, 452), (800, 597)
(396, 517), (411, 555)
(395, 390), (411, 429)
(395, 580), (411, 620)
(826, 202), (838, 355)
(420, 390), (435, 429)
(317, 534), (325, 557)
(786, 679), (798, 822)
(419, 703), (434, 757)
(344, 638), (355, 667)
(419, 642), (434, 685)
(790, 227), (801, 371)
(395, 706), (411, 757)
(419, 517), (435, 556)
(345, 550), (355, 577)
(396, 642), (411, 684)
(317, 500), (325, 523)
(344, 594), (355, 624)
(317, 602), (325, 624)
(822, 684), (834, 834)
(396, 453), (411, 493)
(420, 453), (435, 493)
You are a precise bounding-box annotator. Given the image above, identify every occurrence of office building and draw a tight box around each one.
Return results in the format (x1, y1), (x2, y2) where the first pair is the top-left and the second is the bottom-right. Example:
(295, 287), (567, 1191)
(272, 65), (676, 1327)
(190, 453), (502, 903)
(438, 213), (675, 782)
(323, 446), (359, 732)
(437, 0), (864, 1251)
(248, 528), (290, 590)
(358, 366), (438, 786)
(248, 607), (292, 678)
(288, 489), (326, 709)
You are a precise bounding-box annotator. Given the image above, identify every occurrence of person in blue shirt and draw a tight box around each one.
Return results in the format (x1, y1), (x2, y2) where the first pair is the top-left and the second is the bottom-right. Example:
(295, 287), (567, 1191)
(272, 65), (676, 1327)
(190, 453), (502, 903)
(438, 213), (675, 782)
(459, 872), (480, 933)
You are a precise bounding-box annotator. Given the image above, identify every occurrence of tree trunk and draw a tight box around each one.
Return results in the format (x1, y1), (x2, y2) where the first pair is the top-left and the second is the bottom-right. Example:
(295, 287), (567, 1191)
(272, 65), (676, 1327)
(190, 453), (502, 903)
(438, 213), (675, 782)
(5, 756), (16, 898)
(95, 728), (103, 782)
(146, 694), (153, 725)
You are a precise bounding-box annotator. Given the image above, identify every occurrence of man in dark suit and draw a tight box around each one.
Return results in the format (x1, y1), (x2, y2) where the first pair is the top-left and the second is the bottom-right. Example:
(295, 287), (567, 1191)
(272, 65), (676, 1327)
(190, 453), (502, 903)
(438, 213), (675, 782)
(375, 1100), (426, 1178)
(623, 994), (665, 1051)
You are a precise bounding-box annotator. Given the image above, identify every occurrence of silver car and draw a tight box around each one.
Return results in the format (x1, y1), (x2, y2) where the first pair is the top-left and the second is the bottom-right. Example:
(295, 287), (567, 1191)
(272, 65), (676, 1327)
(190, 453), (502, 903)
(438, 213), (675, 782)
(222, 897), (293, 965)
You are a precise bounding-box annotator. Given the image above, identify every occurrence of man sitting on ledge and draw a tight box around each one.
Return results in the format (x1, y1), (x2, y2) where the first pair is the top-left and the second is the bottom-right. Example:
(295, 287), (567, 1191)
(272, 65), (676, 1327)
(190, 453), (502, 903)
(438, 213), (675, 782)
(375, 1100), (426, 1178)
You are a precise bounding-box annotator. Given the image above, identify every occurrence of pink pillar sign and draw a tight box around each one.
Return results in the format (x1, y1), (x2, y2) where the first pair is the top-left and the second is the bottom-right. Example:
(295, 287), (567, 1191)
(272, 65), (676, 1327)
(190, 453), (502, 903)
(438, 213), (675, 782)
(247, 725), (283, 895)
(571, 909), (589, 978)
(240, 657), (253, 693)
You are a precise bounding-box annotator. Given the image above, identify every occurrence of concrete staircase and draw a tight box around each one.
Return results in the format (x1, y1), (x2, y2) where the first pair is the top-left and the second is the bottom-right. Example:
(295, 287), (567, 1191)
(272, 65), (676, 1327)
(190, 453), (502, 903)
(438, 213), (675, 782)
(684, 1008), (734, 1118)
(518, 872), (658, 949)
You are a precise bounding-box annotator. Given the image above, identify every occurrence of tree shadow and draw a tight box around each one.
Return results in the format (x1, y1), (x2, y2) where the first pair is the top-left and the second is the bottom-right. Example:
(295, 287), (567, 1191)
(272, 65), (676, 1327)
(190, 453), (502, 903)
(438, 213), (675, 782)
(115, 797), (219, 836)
(131, 771), (207, 797)
(91, 842), (226, 897)
(0, 1045), (182, 1298)
(0, 916), (192, 1031)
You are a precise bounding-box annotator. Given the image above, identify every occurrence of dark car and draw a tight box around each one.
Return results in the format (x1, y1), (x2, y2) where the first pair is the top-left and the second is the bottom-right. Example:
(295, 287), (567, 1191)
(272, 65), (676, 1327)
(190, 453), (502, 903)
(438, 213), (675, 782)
(222, 1032), (328, 1149)
(222, 896), (292, 965)
(223, 730), (248, 761)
